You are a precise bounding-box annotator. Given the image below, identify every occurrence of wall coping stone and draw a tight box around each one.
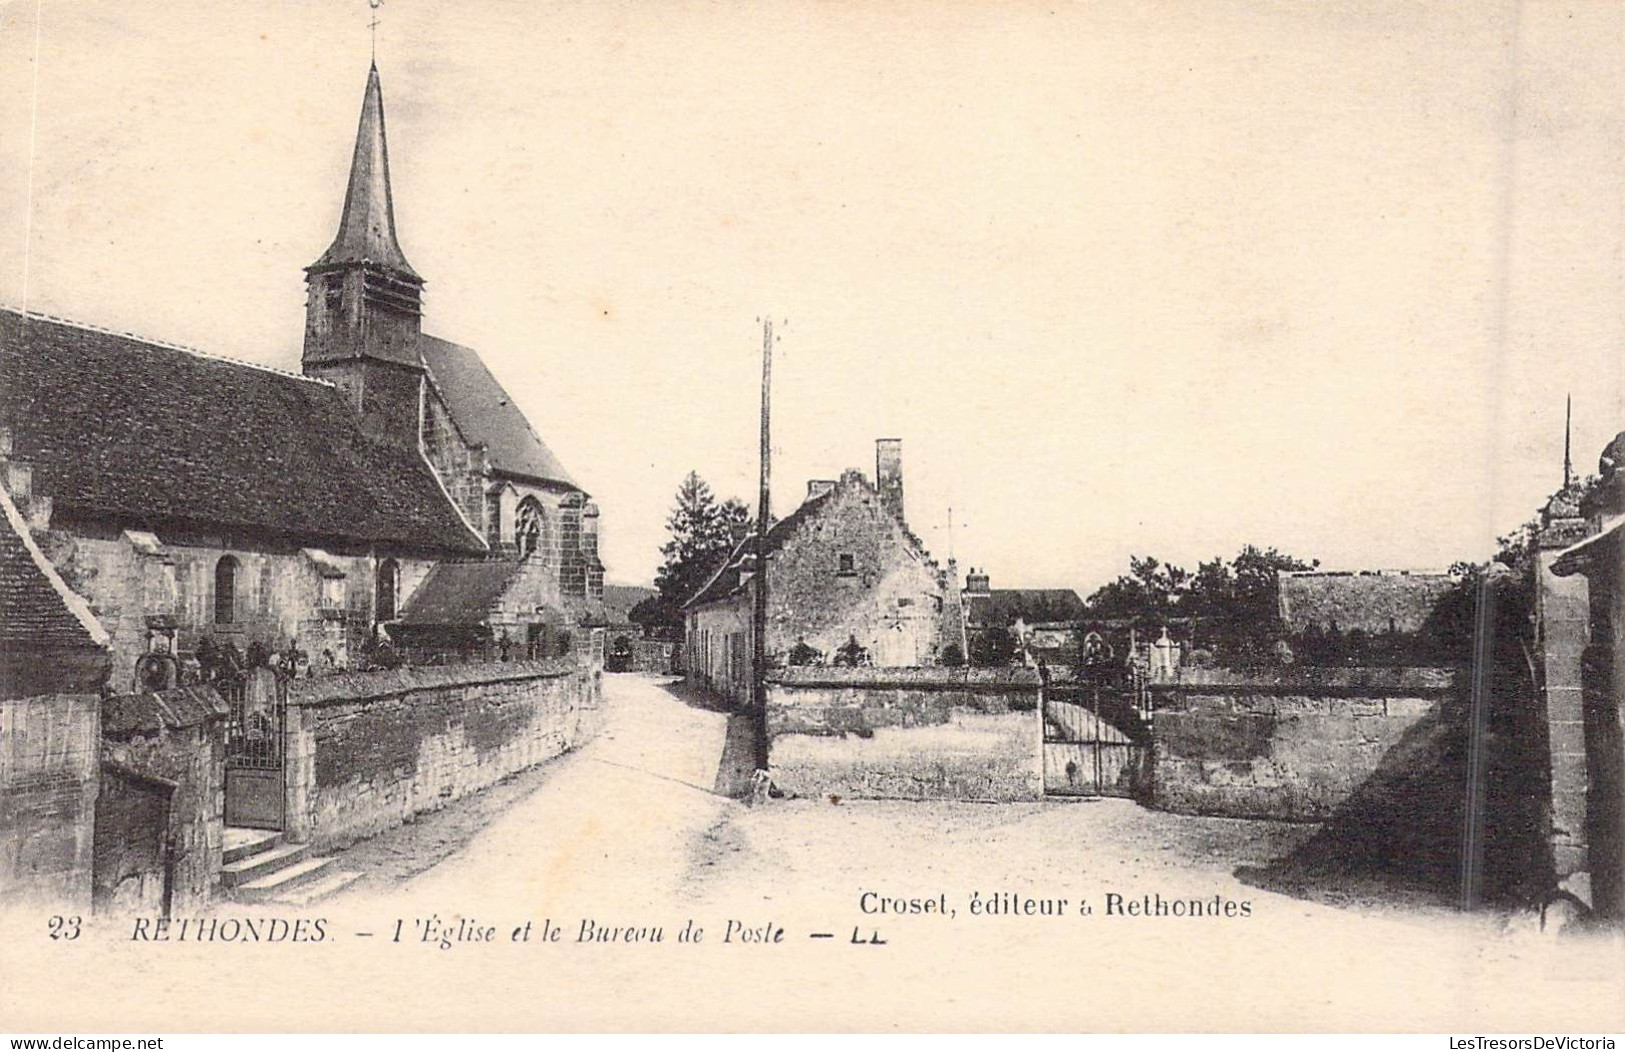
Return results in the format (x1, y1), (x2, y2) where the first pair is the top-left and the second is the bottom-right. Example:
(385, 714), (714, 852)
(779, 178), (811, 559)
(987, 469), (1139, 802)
(769, 666), (1041, 689)
(1149, 665), (1460, 697)
(287, 658), (580, 707)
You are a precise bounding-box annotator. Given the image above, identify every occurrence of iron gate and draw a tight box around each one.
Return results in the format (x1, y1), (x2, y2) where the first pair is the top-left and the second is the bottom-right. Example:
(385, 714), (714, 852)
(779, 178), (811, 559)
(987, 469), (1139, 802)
(1042, 683), (1148, 798)
(223, 670), (286, 829)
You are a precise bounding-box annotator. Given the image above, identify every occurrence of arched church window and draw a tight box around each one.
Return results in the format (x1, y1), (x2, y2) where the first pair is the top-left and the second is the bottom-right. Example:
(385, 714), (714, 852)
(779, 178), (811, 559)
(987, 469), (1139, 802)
(516, 499), (548, 560)
(376, 558), (400, 622)
(214, 556), (239, 624)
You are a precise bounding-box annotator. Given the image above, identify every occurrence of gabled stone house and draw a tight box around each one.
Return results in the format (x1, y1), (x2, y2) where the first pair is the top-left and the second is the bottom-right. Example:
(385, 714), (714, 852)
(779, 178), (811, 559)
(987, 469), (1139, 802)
(0, 61), (603, 692)
(684, 439), (966, 704)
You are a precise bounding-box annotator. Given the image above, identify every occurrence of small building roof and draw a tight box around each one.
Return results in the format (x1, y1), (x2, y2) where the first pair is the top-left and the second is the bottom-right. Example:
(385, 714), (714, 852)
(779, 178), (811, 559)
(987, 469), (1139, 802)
(966, 588), (1087, 627)
(684, 490), (833, 609)
(1277, 570), (1458, 635)
(1552, 515), (1625, 577)
(397, 560), (525, 626)
(0, 480), (109, 652)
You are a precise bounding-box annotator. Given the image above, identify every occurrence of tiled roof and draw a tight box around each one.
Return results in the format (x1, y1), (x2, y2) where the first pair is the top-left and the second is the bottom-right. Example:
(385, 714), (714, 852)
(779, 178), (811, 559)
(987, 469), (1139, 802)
(967, 588), (1087, 626)
(1277, 570), (1458, 634)
(0, 310), (484, 554)
(0, 480), (108, 651)
(683, 493), (828, 609)
(397, 559), (524, 625)
(420, 335), (579, 489)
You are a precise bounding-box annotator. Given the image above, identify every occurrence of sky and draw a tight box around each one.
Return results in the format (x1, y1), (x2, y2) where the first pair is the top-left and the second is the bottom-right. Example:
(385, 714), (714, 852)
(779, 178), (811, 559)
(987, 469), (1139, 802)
(0, 0), (1621, 593)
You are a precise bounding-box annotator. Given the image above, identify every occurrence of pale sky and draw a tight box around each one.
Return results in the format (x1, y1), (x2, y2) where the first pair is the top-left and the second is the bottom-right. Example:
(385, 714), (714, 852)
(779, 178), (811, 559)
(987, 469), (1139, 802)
(1, 1), (1621, 593)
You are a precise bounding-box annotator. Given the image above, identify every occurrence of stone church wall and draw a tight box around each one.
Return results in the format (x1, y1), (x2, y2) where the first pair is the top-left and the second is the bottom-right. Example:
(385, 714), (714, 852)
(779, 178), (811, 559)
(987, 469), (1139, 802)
(43, 519), (436, 692)
(421, 387), (486, 534)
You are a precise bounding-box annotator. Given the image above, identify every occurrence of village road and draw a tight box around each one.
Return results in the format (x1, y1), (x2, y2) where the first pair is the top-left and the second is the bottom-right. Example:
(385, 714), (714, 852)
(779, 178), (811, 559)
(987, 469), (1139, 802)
(329, 673), (1624, 1032)
(13, 674), (1621, 1032)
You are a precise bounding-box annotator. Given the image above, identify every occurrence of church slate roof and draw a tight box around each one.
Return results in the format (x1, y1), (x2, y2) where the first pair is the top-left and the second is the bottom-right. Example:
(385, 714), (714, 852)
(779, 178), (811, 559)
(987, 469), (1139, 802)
(0, 310), (484, 554)
(419, 334), (580, 489)
(0, 479), (109, 652)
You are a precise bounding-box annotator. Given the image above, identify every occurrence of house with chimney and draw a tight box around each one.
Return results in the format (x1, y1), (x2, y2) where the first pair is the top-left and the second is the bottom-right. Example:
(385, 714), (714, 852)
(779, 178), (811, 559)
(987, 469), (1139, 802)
(683, 440), (967, 704)
(0, 59), (605, 694)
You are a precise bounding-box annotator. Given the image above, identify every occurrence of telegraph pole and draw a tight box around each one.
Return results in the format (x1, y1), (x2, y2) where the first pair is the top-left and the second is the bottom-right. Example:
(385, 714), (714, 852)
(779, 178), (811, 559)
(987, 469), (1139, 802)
(1563, 393), (1573, 490)
(752, 318), (774, 771)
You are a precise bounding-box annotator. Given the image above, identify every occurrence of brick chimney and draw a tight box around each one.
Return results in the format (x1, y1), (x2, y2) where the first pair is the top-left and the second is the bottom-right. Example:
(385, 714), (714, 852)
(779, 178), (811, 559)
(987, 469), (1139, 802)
(876, 438), (904, 526)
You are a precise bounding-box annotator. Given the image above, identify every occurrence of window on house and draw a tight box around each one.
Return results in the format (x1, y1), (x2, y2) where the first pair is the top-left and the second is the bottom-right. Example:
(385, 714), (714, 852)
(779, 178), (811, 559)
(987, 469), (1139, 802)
(838, 553), (855, 575)
(376, 558), (399, 622)
(214, 555), (239, 624)
(324, 275), (343, 312)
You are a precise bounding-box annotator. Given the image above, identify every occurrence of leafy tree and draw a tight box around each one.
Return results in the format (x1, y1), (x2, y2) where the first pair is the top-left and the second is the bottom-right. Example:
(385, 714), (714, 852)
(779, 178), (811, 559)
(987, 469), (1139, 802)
(642, 473), (753, 635)
(941, 642), (966, 668)
(1083, 545), (1318, 654)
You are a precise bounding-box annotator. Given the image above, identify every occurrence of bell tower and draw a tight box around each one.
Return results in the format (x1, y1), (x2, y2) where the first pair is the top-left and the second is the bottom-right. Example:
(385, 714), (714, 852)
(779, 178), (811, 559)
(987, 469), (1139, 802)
(302, 62), (426, 448)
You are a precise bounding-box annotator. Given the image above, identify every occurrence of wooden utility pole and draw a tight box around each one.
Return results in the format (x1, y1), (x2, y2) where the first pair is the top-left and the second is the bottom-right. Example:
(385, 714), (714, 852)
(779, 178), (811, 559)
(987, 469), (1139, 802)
(752, 318), (774, 771)
(1563, 393), (1573, 490)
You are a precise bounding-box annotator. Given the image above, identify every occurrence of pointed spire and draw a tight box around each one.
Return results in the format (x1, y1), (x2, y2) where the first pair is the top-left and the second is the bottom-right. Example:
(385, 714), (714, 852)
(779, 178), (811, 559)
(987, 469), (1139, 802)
(313, 63), (421, 282)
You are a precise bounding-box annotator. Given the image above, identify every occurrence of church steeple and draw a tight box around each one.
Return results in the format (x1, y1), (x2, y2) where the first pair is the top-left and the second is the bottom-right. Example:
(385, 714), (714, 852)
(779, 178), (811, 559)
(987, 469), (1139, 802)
(302, 62), (427, 447)
(313, 63), (421, 283)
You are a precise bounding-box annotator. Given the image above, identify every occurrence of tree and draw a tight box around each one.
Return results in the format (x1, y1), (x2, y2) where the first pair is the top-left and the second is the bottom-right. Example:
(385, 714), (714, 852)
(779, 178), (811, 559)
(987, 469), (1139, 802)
(643, 473), (752, 635)
(1083, 545), (1318, 654)
(970, 627), (1017, 667)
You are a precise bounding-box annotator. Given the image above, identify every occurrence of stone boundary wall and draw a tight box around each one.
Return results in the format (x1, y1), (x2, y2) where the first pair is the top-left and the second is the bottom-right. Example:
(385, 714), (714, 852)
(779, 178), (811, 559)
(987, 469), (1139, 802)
(98, 685), (228, 914)
(284, 658), (603, 848)
(0, 694), (99, 908)
(766, 667), (1043, 802)
(1148, 666), (1459, 821)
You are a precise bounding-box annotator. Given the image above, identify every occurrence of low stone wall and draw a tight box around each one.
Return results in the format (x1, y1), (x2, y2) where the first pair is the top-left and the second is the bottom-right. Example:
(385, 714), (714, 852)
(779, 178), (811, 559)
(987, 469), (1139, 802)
(285, 659), (603, 848)
(629, 640), (677, 674)
(766, 667), (1043, 802)
(0, 694), (100, 908)
(1148, 666), (1459, 821)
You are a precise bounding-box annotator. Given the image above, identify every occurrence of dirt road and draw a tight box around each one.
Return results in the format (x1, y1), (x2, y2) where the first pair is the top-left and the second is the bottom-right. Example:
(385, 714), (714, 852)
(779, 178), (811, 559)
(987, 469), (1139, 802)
(6, 673), (1620, 1032)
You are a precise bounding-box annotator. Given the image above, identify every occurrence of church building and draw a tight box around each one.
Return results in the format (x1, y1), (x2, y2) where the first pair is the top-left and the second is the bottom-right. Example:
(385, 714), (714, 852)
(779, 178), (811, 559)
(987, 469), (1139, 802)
(0, 62), (605, 693)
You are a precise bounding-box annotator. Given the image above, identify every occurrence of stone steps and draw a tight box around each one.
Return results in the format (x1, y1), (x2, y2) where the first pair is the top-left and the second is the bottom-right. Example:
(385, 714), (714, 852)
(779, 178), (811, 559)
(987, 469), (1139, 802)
(221, 841), (310, 888)
(222, 825), (363, 906)
(271, 868), (365, 908)
(233, 856), (337, 903)
(222, 828), (284, 865)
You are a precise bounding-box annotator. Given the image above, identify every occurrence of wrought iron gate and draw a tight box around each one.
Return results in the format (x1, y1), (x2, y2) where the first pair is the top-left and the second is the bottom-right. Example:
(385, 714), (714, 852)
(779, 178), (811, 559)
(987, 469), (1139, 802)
(223, 670), (286, 829)
(1042, 683), (1148, 798)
